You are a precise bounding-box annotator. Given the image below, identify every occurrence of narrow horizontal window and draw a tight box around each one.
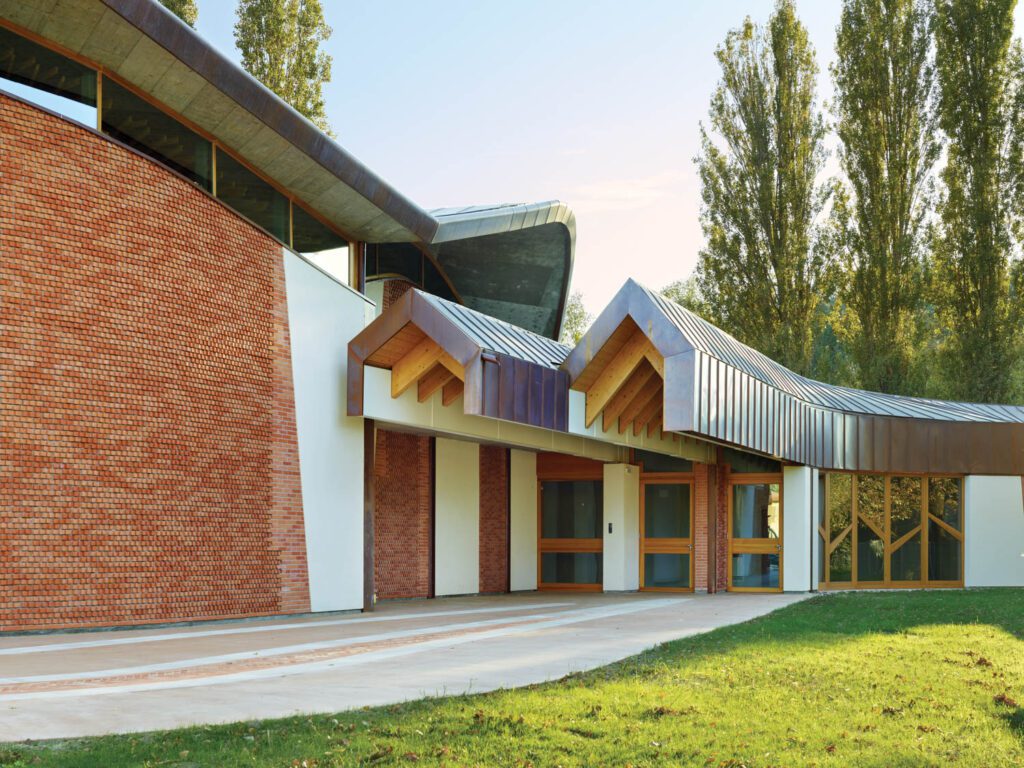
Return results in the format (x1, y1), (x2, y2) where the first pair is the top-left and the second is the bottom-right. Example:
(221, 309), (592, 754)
(101, 78), (212, 191)
(0, 25), (96, 126)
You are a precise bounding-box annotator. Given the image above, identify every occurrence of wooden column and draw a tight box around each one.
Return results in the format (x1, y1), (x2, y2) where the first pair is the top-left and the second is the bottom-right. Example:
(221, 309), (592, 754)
(363, 418), (375, 611)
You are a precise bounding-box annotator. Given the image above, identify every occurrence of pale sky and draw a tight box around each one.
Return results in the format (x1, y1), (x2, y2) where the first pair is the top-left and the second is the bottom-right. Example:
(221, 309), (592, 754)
(191, 1), (1024, 315)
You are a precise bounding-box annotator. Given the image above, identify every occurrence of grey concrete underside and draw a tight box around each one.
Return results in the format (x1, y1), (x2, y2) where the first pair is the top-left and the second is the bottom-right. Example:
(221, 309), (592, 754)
(0, 592), (808, 741)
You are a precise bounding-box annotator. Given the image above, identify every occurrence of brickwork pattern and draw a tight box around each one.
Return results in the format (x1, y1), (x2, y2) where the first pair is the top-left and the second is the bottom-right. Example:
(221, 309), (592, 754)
(716, 465), (730, 590)
(692, 463), (709, 591)
(478, 446), (509, 593)
(0, 95), (308, 630)
(373, 430), (433, 599)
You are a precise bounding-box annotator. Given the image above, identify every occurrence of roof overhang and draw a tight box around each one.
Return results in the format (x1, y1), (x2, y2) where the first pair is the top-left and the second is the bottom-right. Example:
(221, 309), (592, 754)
(348, 289), (569, 431)
(563, 280), (1024, 475)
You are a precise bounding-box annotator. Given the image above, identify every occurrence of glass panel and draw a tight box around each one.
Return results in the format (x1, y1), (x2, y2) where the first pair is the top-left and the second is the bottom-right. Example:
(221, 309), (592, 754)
(541, 552), (601, 585)
(731, 553), (779, 589)
(829, 535), (852, 582)
(644, 484), (690, 539)
(891, 531), (922, 581)
(540, 481), (602, 539)
(101, 78), (212, 191)
(291, 201), (349, 279)
(928, 521), (962, 581)
(857, 521), (884, 581)
(928, 478), (962, 530)
(827, 473), (853, 539)
(215, 149), (288, 241)
(0, 26), (96, 125)
(721, 447), (782, 474)
(644, 553), (690, 589)
(857, 475), (885, 532)
(890, 476), (922, 539)
(636, 450), (693, 473)
(731, 484), (780, 539)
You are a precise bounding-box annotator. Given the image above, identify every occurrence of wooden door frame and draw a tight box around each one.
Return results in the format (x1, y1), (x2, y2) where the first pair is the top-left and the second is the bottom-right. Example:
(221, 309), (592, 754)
(639, 474), (695, 593)
(536, 477), (604, 592)
(727, 473), (784, 593)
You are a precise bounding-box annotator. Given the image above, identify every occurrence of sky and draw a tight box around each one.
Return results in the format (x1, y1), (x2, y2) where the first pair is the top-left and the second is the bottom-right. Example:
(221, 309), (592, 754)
(188, 1), (1024, 315)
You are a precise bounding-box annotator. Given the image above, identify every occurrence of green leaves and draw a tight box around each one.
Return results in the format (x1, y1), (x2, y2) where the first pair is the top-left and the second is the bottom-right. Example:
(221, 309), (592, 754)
(234, 0), (333, 133)
(159, 0), (198, 28)
(695, 0), (830, 376)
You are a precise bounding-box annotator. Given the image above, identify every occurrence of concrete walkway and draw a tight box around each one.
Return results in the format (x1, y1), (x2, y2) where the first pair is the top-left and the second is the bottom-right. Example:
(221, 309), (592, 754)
(0, 591), (808, 741)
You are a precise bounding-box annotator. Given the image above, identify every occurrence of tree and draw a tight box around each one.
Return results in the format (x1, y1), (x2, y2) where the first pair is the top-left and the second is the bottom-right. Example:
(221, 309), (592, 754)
(831, 0), (939, 395)
(933, 0), (1024, 403)
(234, 0), (333, 133)
(694, 0), (831, 376)
(159, 0), (198, 27)
(559, 290), (591, 345)
(661, 277), (708, 317)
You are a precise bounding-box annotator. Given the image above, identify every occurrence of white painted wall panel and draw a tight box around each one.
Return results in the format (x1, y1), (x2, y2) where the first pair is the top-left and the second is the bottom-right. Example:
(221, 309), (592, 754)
(434, 437), (481, 596)
(782, 465), (813, 592)
(965, 475), (1024, 587)
(510, 450), (538, 591)
(284, 250), (372, 612)
(603, 463), (640, 592)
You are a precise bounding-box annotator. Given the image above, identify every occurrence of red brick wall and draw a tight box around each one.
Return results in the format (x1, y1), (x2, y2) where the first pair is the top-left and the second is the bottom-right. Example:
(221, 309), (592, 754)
(0, 94), (308, 630)
(716, 465), (731, 591)
(373, 430), (433, 599)
(693, 463), (709, 591)
(479, 446), (509, 593)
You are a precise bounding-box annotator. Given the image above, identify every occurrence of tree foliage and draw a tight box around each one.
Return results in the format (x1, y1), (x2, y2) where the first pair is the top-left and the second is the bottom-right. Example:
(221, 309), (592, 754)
(932, 0), (1024, 402)
(831, 0), (938, 395)
(159, 0), (197, 27)
(694, 0), (831, 376)
(559, 291), (592, 345)
(235, 0), (333, 133)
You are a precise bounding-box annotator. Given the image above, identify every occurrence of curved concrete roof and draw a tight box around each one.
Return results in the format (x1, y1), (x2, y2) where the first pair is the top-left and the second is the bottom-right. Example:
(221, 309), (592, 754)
(1, 0), (576, 335)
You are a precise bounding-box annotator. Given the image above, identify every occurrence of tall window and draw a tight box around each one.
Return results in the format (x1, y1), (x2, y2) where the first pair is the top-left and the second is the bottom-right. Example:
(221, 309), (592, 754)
(538, 480), (603, 589)
(818, 474), (963, 588)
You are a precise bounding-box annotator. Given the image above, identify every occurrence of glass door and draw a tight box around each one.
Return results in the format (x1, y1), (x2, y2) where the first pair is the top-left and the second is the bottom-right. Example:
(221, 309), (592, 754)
(538, 480), (603, 590)
(640, 480), (693, 591)
(728, 477), (783, 592)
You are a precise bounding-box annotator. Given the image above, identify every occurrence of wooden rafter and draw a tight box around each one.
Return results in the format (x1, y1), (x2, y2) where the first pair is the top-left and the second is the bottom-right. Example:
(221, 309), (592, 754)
(583, 329), (663, 428)
(417, 363), (454, 403)
(646, 407), (663, 437)
(442, 378), (464, 406)
(391, 337), (464, 399)
(601, 363), (655, 432)
(619, 377), (663, 433)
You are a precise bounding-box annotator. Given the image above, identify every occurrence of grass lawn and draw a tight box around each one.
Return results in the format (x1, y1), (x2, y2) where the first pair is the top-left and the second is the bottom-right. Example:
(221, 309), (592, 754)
(3, 590), (1023, 767)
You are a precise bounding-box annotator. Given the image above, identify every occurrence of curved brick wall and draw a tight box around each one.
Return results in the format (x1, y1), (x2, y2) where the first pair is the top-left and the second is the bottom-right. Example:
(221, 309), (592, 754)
(0, 94), (308, 630)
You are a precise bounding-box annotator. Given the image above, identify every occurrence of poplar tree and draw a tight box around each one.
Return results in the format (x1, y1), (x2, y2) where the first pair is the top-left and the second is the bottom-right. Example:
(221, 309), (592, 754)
(234, 0), (333, 132)
(832, 0), (938, 395)
(559, 291), (592, 345)
(694, 0), (831, 376)
(933, 0), (1024, 403)
(159, 0), (197, 27)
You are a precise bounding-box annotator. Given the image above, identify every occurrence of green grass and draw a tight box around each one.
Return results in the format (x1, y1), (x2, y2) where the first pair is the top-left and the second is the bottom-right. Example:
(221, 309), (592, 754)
(4, 590), (1024, 767)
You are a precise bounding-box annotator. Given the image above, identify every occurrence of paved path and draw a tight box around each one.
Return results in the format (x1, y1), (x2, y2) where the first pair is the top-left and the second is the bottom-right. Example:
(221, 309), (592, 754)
(0, 591), (808, 741)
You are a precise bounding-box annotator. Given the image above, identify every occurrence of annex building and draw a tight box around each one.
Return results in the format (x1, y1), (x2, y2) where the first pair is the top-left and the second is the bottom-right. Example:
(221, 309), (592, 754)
(2, 0), (1023, 632)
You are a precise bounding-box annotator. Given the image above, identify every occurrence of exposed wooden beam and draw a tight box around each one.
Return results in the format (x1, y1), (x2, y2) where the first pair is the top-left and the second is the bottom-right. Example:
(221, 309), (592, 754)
(633, 391), (664, 436)
(584, 330), (659, 427)
(391, 337), (464, 398)
(442, 378), (464, 406)
(619, 376), (663, 433)
(417, 363), (453, 403)
(602, 364), (655, 432)
(646, 407), (663, 438)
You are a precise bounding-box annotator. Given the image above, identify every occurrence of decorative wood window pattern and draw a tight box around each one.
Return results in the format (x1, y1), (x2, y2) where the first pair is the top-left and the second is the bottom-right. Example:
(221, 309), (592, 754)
(818, 473), (964, 589)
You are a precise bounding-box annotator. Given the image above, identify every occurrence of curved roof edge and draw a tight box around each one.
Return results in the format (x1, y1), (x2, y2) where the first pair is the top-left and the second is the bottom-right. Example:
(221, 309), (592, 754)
(563, 279), (1024, 474)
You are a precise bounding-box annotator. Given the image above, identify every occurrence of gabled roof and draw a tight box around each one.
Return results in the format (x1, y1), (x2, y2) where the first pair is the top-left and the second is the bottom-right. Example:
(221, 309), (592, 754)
(563, 279), (1024, 474)
(348, 289), (569, 431)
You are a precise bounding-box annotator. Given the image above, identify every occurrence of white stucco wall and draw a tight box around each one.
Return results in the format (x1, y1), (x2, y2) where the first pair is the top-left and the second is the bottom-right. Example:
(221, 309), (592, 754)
(782, 465), (813, 592)
(603, 463), (640, 592)
(965, 475), (1024, 587)
(283, 250), (372, 612)
(509, 449), (539, 591)
(434, 437), (481, 596)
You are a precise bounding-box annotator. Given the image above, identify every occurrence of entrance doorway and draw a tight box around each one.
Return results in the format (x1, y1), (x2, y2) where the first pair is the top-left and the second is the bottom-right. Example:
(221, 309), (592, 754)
(728, 475), (783, 592)
(537, 479), (603, 590)
(640, 479), (694, 591)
